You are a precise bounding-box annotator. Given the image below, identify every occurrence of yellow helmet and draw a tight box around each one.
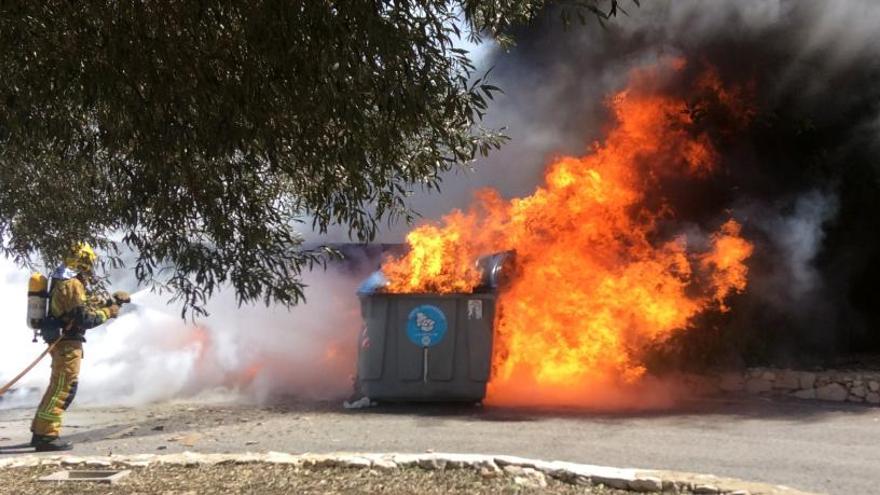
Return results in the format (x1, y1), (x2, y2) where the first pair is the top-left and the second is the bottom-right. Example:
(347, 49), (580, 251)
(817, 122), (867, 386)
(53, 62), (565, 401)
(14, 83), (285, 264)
(64, 243), (97, 274)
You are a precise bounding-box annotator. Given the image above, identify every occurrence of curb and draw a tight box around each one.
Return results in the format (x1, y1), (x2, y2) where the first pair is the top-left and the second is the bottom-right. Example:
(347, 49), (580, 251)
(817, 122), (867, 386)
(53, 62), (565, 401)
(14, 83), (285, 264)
(0, 451), (817, 494)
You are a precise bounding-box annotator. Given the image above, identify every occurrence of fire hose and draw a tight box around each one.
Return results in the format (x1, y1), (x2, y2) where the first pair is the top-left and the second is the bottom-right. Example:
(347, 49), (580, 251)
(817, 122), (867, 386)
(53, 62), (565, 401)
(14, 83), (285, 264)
(0, 338), (62, 397)
(0, 291), (131, 398)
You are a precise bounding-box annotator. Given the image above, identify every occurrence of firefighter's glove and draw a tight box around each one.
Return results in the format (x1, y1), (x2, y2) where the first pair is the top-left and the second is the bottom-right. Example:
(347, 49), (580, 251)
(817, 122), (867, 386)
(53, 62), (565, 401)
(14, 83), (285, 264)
(112, 291), (131, 305)
(105, 304), (121, 319)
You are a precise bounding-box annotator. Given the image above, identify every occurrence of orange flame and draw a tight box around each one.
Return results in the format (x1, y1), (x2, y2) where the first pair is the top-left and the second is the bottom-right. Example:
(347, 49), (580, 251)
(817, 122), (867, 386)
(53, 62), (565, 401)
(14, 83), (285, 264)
(384, 213), (482, 293)
(381, 60), (754, 406)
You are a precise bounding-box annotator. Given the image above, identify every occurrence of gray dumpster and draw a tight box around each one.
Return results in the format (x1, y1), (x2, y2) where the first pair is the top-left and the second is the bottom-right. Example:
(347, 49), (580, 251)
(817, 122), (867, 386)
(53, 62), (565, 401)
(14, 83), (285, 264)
(356, 292), (496, 402)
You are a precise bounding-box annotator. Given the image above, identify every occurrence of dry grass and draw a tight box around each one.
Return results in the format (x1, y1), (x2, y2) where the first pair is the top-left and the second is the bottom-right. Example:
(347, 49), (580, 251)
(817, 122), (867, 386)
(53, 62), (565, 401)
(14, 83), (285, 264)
(0, 464), (661, 494)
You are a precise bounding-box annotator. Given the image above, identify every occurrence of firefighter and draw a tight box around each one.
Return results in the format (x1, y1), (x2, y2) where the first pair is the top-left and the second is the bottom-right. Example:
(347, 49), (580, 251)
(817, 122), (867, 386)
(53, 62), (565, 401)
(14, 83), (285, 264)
(30, 243), (121, 452)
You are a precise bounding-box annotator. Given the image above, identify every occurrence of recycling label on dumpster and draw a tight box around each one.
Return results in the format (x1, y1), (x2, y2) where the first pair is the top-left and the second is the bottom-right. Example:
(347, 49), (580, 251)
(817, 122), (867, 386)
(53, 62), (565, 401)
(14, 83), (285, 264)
(406, 305), (448, 348)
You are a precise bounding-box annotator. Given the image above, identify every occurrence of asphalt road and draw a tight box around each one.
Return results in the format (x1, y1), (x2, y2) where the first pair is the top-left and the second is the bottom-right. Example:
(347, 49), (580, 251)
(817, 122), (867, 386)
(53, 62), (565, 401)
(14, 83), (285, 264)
(1, 396), (878, 494)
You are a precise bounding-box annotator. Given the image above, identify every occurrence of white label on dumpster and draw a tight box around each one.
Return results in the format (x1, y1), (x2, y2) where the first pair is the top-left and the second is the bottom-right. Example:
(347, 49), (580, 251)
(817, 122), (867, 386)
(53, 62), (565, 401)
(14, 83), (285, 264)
(468, 300), (483, 320)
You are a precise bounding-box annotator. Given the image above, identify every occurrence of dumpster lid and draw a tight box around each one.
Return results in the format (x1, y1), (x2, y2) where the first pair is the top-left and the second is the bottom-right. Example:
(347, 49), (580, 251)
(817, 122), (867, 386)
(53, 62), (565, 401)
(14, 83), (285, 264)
(357, 270), (390, 295)
(357, 250), (514, 295)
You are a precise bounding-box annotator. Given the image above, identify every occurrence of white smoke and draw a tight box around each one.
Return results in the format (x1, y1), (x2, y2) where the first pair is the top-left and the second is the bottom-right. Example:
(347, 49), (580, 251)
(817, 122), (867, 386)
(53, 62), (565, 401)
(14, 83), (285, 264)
(767, 192), (839, 300)
(0, 259), (37, 408)
(738, 191), (839, 306)
(0, 255), (366, 410)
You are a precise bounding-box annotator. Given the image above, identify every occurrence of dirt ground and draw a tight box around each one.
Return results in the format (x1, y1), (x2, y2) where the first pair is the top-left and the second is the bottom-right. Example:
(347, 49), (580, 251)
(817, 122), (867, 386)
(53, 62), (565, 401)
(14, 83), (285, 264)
(0, 464), (656, 495)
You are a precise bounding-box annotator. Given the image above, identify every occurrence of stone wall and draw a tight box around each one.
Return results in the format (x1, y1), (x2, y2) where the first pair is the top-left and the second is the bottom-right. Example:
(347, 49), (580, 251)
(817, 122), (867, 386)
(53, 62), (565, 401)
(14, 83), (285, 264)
(718, 368), (880, 405)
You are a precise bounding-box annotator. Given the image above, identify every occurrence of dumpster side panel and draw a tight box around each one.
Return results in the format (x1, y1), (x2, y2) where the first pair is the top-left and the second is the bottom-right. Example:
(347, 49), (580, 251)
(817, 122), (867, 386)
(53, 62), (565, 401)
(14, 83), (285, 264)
(395, 298), (423, 381)
(465, 297), (494, 381)
(393, 297), (458, 382)
(358, 296), (388, 380)
(425, 299), (457, 381)
(358, 293), (495, 402)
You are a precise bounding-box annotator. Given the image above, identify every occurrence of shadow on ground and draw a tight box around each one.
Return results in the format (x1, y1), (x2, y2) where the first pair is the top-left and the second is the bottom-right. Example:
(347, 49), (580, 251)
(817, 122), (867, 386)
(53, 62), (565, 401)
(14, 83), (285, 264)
(347, 394), (873, 423)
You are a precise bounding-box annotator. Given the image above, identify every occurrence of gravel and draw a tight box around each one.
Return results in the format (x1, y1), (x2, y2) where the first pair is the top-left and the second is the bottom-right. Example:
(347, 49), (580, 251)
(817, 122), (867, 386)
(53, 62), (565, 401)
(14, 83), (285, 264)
(0, 464), (675, 494)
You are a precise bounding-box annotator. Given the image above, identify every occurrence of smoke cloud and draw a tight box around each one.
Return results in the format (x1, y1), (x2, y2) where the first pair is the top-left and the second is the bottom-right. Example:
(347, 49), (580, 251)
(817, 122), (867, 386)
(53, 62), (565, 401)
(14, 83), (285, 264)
(0, 253), (370, 410)
(738, 191), (838, 304)
(393, 0), (880, 364)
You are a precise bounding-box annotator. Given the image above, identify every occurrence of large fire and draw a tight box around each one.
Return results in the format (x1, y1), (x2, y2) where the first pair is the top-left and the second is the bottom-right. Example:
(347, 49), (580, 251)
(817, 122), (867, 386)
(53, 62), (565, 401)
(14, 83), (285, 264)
(382, 60), (754, 406)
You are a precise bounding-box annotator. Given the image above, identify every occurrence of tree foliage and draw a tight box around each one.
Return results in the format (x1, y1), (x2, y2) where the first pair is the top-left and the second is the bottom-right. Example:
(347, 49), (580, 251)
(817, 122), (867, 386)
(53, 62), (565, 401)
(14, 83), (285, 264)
(0, 1), (617, 315)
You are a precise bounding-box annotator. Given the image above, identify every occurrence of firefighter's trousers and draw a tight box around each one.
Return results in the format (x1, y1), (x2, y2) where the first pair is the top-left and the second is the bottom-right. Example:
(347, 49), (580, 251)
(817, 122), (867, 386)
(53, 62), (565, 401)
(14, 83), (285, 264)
(31, 340), (82, 437)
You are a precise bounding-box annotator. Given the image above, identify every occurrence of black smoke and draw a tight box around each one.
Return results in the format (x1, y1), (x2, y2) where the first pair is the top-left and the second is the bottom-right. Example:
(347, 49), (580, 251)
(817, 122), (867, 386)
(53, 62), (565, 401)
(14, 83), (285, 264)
(466, 0), (880, 366)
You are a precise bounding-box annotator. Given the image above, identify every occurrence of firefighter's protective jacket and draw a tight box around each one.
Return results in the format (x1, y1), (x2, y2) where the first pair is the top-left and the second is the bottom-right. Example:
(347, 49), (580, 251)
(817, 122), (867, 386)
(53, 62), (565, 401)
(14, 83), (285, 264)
(47, 265), (112, 342)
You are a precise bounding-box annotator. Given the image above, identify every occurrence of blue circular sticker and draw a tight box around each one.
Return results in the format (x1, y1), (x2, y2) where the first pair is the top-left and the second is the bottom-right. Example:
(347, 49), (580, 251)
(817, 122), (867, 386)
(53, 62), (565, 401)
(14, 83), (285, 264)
(406, 305), (448, 348)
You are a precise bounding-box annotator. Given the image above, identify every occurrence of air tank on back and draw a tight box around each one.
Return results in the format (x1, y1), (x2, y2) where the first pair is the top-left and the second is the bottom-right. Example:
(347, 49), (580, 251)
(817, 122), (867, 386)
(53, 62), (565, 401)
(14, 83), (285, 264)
(27, 273), (49, 330)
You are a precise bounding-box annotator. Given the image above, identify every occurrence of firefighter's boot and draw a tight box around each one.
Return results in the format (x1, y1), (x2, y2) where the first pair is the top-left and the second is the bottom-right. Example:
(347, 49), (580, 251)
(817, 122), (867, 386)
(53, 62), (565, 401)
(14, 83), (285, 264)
(30, 434), (73, 452)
